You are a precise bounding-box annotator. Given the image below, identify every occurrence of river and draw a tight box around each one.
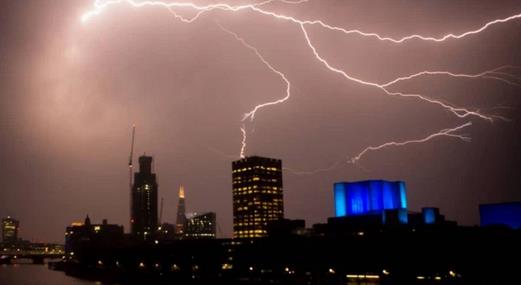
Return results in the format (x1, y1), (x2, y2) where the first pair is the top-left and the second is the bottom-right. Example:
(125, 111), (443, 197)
(0, 264), (99, 285)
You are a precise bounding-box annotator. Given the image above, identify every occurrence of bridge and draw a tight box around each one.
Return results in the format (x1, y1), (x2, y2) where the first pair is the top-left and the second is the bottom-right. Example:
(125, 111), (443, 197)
(1, 248), (64, 264)
(0, 253), (63, 264)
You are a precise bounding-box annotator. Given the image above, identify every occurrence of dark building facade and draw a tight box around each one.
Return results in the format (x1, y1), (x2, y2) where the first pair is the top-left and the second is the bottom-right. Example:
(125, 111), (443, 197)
(232, 156), (284, 238)
(131, 155), (158, 239)
(175, 185), (187, 235)
(185, 212), (217, 239)
(65, 216), (124, 256)
(1, 216), (19, 244)
(157, 223), (176, 240)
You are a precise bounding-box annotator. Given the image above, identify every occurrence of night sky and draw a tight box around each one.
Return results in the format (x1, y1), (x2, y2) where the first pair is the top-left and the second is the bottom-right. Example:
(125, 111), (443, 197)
(1, 0), (520, 243)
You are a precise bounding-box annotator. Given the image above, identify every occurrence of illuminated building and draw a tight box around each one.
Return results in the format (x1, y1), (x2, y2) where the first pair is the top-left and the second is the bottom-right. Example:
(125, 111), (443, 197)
(334, 180), (407, 217)
(185, 212), (216, 239)
(176, 185), (187, 235)
(232, 156), (284, 238)
(1, 216), (19, 243)
(422, 207), (441, 224)
(131, 155), (158, 239)
(480, 201), (521, 229)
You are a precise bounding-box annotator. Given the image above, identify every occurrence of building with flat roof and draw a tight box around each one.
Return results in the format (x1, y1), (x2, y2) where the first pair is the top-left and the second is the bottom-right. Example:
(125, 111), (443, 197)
(232, 156), (284, 238)
(480, 201), (521, 229)
(185, 212), (216, 239)
(65, 216), (124, 254)
(334, 180), (407, 217)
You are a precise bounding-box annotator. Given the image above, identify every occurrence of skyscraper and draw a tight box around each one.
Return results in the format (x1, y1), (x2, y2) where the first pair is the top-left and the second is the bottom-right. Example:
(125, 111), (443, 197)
(176, 185), (187, 235)
(131, 155), (158, 239)
(1, 216), (19, 243)
(232, 156), (284, 238)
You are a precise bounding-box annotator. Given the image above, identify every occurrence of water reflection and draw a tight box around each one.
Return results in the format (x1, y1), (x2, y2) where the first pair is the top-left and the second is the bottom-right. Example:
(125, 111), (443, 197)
(0, 264), (96, 285)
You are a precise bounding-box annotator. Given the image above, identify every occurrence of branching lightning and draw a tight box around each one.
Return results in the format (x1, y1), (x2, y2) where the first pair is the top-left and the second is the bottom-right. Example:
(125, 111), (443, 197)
(82, 1), (521, 45)
(82, 0), (309, 23)
(82, 0), (520, 171)
(244, 8), (521, 44)
(299, 23), (497, 122)
(217, 23), (291, 122)
(349, 122), (472, 164)
(218, 22), (291, 158)
(284, 122), (473, 174)
(381, 65), (521, 88)
(165, 0), (309, 24)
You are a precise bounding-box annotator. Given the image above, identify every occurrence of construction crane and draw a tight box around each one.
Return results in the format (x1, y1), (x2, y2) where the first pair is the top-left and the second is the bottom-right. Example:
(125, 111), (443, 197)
(128, 124), (136, 189)
(128, 124), (136, 228)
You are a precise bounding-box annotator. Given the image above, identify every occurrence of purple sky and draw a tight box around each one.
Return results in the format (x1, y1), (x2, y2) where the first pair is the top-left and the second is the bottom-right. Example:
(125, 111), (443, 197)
(1, 0), (520, 243)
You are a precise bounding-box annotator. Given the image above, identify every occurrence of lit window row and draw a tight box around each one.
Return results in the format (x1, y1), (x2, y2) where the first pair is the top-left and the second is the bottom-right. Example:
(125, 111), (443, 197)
(233, 166), (281, 173)
(233, 188), (282, 194)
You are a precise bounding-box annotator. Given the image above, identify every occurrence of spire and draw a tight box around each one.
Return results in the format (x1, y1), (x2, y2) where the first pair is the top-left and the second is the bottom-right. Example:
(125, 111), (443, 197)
(85, 215), (91, 227)
(179, 185), (185, 199)
(176, 185), (187, 236)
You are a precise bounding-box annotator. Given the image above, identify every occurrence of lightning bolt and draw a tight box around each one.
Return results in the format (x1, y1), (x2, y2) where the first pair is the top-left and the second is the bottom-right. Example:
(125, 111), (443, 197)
(82, 1), (521, 45)
(243, 8), (521, 44)
(381, 65), (521, 88)
(218, 22), (291, 158)
(284, 121), (473, 175)
(299, 23), (496, 122)
(82, 0), (309, 23)
(217, 24), (291, 122)
(349, 122), (472, 164)
(165, 0), (309, 24)
(82, 0), (520, 168)
(240, 125), (247, 159)
(490, 71), (521, 81)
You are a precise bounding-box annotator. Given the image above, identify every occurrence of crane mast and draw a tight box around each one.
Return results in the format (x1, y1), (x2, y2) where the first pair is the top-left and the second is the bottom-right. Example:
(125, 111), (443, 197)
(129, 124), (136, 189)
(128, 124), (136, 229)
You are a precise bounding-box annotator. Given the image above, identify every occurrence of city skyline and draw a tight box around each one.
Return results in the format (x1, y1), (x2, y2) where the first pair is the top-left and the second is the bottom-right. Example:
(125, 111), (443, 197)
(0, 0), (520, 243)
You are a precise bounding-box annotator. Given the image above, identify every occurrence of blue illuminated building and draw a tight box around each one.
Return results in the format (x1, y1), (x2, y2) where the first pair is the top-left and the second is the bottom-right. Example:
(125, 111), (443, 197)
(422, 207), (439, 224)
(334, 180), (407, 217)
(480, 201), (521, 229)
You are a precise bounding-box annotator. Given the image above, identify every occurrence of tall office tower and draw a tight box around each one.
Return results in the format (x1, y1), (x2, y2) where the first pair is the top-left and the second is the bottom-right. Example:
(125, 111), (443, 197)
(175, 185), (187, 235)
(232, 156), (284, 238)
(1, 216), (19, 243)
(131, 155), (158, 239)
(185, 212), (217, 239)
